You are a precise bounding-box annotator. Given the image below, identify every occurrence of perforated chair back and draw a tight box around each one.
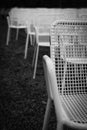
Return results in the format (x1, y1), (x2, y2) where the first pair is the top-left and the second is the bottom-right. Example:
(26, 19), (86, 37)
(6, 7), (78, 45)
(50, 20), (87, 95)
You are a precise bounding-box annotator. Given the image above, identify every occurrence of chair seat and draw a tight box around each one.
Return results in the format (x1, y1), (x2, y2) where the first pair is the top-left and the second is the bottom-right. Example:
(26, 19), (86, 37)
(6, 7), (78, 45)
(38, 42), (50, 46)
(60, 94), (87, 123)
(9, 25), (27, 29)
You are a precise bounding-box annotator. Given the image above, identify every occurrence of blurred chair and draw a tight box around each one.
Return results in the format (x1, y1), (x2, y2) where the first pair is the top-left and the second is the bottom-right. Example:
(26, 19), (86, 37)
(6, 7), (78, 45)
(32, 15), (52, 79)
(6, 15), (29, 59)
(42, 20), (87, 130)
(32, 14), (61, 79)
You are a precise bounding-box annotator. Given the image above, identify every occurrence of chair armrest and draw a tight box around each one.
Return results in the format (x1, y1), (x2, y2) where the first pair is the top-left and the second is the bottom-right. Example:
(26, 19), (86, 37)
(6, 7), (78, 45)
(43, 55), (69, 122)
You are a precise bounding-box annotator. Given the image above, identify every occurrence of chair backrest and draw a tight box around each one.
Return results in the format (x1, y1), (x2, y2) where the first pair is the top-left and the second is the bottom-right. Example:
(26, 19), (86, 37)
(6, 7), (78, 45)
(9, 8), (28, 26)
(50, 20), (87, 95)
(33, 14), (57, 35)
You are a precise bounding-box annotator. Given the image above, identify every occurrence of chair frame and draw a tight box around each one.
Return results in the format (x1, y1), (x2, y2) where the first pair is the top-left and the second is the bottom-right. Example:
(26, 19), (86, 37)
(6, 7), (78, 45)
(42, 20), (87, 130)
(32, 13), (62, 79)
(6, 16), (29, 59)
(32, 25), (50, 79)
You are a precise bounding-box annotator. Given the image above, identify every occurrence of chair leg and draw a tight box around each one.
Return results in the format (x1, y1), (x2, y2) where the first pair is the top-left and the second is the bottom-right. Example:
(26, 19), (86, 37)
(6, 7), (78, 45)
(30, 34), (32, 46)
(42, 98), (52, 130)
(32, 35), (37, 67)
(6, 27), (10, 45)
(32, 45), (37, 67)
(16, 28), (19, 40)
(30, 34), (35, 46)
(24, 33), (29, 59)
(33, 45), (39, 79)
(32, 34), (36, 46)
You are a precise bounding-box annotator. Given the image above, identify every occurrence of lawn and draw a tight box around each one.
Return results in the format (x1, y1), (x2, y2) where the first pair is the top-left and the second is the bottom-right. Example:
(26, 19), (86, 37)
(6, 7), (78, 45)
(0, 15), (56, 130)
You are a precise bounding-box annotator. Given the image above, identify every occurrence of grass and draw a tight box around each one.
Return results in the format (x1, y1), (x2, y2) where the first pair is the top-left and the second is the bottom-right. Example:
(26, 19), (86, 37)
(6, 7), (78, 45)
(0, 15), (56, 130)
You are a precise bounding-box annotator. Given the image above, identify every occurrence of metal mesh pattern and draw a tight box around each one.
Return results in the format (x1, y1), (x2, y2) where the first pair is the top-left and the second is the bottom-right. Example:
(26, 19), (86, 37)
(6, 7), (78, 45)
(61, 94), (87, 123)
(50, 21), (87, 95)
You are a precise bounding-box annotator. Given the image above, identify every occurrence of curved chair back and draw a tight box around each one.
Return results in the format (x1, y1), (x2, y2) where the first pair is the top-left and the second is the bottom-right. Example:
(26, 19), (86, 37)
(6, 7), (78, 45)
(50, 20), (87, 95)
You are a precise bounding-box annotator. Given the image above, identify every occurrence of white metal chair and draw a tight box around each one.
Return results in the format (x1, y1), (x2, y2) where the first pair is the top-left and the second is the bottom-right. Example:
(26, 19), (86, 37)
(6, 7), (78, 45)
(32, 14), (62, 79)
(6, 15), (28, 59)
(42, 20), (87, 130)
(32, 20), (51, 79)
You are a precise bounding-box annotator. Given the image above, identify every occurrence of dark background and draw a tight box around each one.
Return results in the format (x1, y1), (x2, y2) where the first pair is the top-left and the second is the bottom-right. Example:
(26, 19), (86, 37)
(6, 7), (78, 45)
(0, 0), (87, 8)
